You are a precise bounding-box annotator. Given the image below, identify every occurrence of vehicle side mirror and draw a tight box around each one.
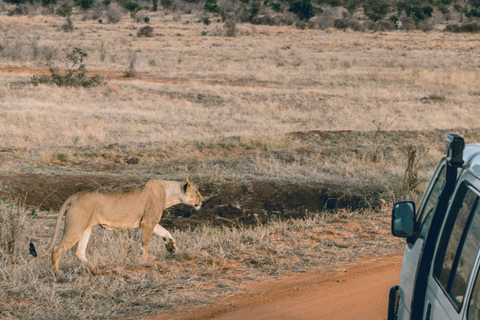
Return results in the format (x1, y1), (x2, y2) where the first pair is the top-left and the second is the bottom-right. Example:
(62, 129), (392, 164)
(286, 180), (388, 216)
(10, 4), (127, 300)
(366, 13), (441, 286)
(392, 201), (416, 238)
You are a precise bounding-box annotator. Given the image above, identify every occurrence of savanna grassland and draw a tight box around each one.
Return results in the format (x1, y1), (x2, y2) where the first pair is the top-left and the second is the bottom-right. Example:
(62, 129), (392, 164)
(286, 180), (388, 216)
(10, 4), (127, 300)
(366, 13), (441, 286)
(1, 9), (480, 319)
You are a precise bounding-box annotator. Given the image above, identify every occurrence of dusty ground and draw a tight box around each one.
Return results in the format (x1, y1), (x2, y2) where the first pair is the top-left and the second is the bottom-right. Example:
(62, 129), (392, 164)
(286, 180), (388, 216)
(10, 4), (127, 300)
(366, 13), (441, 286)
(150, 254), (402, 320)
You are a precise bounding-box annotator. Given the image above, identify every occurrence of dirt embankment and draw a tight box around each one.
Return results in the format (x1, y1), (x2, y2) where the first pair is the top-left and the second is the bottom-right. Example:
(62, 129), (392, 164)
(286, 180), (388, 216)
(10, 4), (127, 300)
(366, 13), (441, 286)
(0, 174), (367, 229)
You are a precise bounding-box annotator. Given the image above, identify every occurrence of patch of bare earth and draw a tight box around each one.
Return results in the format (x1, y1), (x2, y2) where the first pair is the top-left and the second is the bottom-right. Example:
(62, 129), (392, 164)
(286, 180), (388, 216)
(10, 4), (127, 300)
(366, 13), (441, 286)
(149, 254), (402, 320)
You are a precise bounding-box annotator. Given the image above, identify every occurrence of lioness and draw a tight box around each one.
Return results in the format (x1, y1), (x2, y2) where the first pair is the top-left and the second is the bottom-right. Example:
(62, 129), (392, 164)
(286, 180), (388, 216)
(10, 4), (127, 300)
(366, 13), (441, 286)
(40, 179), (204, 275)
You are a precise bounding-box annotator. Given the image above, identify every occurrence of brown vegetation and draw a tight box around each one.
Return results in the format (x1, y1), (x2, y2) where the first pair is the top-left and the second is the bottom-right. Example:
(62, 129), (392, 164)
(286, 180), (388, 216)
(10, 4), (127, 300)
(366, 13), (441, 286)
(1, 11), (480, 319)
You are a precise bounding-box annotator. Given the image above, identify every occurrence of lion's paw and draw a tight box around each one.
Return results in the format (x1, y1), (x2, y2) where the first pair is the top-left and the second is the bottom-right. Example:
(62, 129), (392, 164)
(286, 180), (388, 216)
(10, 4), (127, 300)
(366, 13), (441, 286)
(165, 241), (176, 254)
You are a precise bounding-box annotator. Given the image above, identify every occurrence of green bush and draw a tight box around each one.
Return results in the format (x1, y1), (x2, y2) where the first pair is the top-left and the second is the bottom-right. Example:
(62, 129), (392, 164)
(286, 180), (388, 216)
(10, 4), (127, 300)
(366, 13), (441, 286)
(365, 12), (381, 21)
(41, 0), (57, 7)
(389, 14), (399, 27)
(288, 0), (316, 21)
(204, 0), (218, 12)
(31, 48), (105, 88)
(124, 1), (142, 13)
(75, 0), (94, 10)
(271, 2), (282, 12)
(410, 5), (433, 22)
(466, 8), (480, 17)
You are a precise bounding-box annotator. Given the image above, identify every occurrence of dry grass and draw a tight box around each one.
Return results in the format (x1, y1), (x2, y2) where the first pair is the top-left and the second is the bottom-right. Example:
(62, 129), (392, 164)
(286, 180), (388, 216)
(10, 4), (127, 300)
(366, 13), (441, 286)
(1, 11), (480, 319)
(0, 202), (402, 319)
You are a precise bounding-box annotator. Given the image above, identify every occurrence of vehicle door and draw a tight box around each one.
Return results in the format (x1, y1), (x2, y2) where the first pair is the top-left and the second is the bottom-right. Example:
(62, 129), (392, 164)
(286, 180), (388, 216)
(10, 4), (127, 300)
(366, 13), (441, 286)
(396, 160), (446, 320)
(424, 174), (480, 320)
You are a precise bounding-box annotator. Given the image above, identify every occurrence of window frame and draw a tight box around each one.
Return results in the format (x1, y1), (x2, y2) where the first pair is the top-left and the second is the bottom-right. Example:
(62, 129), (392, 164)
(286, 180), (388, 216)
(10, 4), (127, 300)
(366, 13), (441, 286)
(432, 181), (480, 311)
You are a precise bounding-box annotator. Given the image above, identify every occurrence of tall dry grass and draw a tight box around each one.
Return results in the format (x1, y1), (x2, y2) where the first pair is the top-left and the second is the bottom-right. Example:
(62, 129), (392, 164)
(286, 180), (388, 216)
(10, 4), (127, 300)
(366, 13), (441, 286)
(0, 202), (402, 319)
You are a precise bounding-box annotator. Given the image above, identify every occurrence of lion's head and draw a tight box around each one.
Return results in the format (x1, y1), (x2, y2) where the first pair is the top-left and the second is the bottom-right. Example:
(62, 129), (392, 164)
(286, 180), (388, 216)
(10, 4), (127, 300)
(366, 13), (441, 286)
(180, 181), (204, 210)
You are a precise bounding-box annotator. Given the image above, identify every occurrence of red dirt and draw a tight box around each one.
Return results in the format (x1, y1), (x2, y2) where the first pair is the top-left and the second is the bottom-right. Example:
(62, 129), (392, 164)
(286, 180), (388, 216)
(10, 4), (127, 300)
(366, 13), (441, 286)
(0, 67), (260, 87)
(149, 254), (402, 320)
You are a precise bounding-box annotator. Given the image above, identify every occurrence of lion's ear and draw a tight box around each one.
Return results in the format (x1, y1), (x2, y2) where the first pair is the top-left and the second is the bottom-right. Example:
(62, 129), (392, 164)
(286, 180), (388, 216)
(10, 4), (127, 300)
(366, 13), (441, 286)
(183, 181), (192, 193)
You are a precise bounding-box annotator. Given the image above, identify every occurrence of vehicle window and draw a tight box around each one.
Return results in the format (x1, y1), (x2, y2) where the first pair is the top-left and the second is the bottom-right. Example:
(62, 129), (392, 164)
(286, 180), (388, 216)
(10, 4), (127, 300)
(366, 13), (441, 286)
(434, 185), (480, 308)
(417, 165), (446, 238)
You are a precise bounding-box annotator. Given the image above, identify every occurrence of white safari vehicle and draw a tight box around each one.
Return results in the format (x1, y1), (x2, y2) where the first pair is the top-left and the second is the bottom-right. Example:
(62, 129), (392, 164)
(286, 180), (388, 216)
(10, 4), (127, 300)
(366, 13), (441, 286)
(389, 134), (480, 320)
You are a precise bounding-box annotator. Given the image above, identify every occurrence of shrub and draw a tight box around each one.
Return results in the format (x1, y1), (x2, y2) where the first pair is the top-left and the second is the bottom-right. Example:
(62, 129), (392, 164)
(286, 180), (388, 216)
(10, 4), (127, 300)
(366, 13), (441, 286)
(224, 19), (237, 36)
(334, 18), (365, 31)
(288, 0), (316, 21)
(400, 16), (416, 30)
(365, 12), (381, 22)
(124, 51), (137, 77)
(31, 47), (105, 87)
(466, 8), (480, 17)
(41, 0), (57, 7)
(445, 22), (480, 32)
(372, 19), (396, 31)
(56, 3), (74, 31)
(202, 17), (211, 25)
(124, 1), (142, 17)
(204, 0), (217, 12)
(410, 5), (433, 23)
(160, 0), (173, 9)
(389, 14), (399, 27)
(137, 25), (154, 37)
(106, 3), (123, 23)
(271, 2), (282, 12)
(75, 0), (94, 10)
(417, 19), (433, 31)
(0, 203), (26, 258)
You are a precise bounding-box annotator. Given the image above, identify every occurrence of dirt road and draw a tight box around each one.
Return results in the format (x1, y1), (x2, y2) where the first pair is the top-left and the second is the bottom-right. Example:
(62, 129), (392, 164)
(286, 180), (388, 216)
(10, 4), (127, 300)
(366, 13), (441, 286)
(151, 254), (402, 320)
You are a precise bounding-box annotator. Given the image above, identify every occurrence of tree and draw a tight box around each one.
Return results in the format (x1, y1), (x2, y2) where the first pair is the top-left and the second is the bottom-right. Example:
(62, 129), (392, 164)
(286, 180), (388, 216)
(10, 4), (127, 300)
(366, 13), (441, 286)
(56, 2), (74, 31)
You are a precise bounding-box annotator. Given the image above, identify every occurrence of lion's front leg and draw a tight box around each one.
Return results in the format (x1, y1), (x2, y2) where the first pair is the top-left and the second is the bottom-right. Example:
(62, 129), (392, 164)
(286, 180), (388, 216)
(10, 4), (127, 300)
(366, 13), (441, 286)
(153, 224), (177, 254)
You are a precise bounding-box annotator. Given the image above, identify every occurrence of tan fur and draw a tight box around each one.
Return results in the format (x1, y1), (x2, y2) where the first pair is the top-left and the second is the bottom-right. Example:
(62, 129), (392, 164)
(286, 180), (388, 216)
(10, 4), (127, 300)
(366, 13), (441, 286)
(41, 180), (203, 274)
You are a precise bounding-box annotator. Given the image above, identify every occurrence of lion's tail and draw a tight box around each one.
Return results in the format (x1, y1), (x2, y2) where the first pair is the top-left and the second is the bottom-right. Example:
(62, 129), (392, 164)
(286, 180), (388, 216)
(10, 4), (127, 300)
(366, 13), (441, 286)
(36, 195), (76, 258)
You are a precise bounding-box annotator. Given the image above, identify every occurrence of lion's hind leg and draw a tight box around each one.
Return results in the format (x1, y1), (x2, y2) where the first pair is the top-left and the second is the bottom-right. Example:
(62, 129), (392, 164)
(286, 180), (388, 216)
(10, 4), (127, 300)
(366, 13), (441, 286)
(52, 233), (83, 275)
(75, 227), (93, 265)
(153, 224), (177, 254)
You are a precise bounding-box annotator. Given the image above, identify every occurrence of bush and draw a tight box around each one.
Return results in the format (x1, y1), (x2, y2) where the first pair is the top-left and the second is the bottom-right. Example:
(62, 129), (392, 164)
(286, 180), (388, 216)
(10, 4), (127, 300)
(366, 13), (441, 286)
(400, 16), (415, 30)
(31, 47), (105, 87)
(372, 19), (396, 31)
(0, 203), (26, 258)
(75, 0), (94, 10)
(410, 5), (433, 23)
(137, 25), (154, 37)
(288, 0), (316, 21)
(124, 1), (142, 17)
(334, 18), (365, 31)
(224, 19), (237, 37)
(106, 3), (123, 23)
(417, 19), (433, 31)
(204, 0), (217, 12)
(389, 14), (399, 27)
(41, 0), (57, 7)
(160, 0), (173, 9)
(270, 2), (282, 12)
(445, 22), (480, 32)
(365, 12), (381, 22)
(466, 8), (480, 18)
